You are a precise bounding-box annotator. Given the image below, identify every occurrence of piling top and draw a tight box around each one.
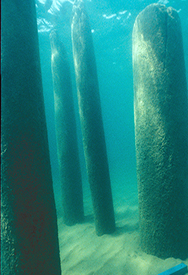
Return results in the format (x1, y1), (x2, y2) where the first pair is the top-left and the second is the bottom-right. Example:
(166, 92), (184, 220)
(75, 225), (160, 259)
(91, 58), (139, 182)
(133, 3), (180, 34)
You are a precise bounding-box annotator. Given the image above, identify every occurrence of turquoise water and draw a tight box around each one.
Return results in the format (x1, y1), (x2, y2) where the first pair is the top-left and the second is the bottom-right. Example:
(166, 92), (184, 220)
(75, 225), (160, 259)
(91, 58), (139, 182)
(37, 0), (188, 211)
(2, 1), (188, 274)
(36, 0), (188, 273)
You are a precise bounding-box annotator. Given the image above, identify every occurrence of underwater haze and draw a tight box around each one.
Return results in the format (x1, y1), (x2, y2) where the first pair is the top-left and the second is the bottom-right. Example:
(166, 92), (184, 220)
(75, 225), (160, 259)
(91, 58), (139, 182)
(36, 0), (188, 274)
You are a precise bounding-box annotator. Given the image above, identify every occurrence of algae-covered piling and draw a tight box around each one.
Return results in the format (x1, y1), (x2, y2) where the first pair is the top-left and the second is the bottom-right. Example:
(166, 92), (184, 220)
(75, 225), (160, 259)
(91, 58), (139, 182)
(71, 0), (115, 236)
(1, 1), (61, 273)
(50, 30), (84, 225)
(133, 4), (188, 259)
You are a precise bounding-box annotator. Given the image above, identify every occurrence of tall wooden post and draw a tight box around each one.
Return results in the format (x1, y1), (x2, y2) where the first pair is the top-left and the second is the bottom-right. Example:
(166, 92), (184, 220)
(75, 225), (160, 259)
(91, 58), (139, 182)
(133, 4), (188, 259)
(71, 0), (115, 236)
(1, 1), (61, 273)
(50, 30), (84, 225)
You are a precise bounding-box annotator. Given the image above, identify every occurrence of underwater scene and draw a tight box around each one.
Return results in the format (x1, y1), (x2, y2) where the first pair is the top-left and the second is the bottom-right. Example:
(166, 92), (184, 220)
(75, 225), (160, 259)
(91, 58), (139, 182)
(38, 0), (188, 274)
(1, 0), (188, 274)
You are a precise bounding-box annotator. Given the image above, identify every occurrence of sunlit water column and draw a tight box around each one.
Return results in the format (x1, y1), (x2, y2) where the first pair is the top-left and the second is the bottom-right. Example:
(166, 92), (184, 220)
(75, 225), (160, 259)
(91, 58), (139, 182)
(1, 1), (61, 274)
(50, 30), (84, 225)
(71, 0), (115, 236)
(133, 4), (188, 259)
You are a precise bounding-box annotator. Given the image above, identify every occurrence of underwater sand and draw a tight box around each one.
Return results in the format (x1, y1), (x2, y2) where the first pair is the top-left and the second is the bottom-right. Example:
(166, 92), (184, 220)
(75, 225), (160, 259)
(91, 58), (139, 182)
(54, 173), (188, 275)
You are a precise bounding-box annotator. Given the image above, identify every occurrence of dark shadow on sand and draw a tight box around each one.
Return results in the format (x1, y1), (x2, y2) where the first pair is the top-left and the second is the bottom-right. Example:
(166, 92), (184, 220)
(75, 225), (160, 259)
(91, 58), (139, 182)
(83, 214), (95, 224)
(111, 222), (139, 236)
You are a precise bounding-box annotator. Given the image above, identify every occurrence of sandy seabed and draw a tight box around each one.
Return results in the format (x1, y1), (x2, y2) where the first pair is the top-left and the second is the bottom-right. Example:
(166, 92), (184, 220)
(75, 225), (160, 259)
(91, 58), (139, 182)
(54, 176), (188, 275)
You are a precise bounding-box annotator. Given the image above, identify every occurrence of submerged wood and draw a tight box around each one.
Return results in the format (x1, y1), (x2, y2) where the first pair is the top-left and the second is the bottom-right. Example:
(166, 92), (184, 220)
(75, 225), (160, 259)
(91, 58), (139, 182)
(50, 30), (84, 225)
(1, 1), (61, 274)
(133, 3), (188, 259)
(71, 0), (115, 236)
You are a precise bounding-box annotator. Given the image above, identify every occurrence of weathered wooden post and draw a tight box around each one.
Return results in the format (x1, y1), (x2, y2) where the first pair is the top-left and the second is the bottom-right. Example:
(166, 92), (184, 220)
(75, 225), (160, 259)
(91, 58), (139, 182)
(71, 0), (115, 236)
(1, 1), (61, 273)
(50, 30), (84, 225)
(133, 4), (188, 259)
